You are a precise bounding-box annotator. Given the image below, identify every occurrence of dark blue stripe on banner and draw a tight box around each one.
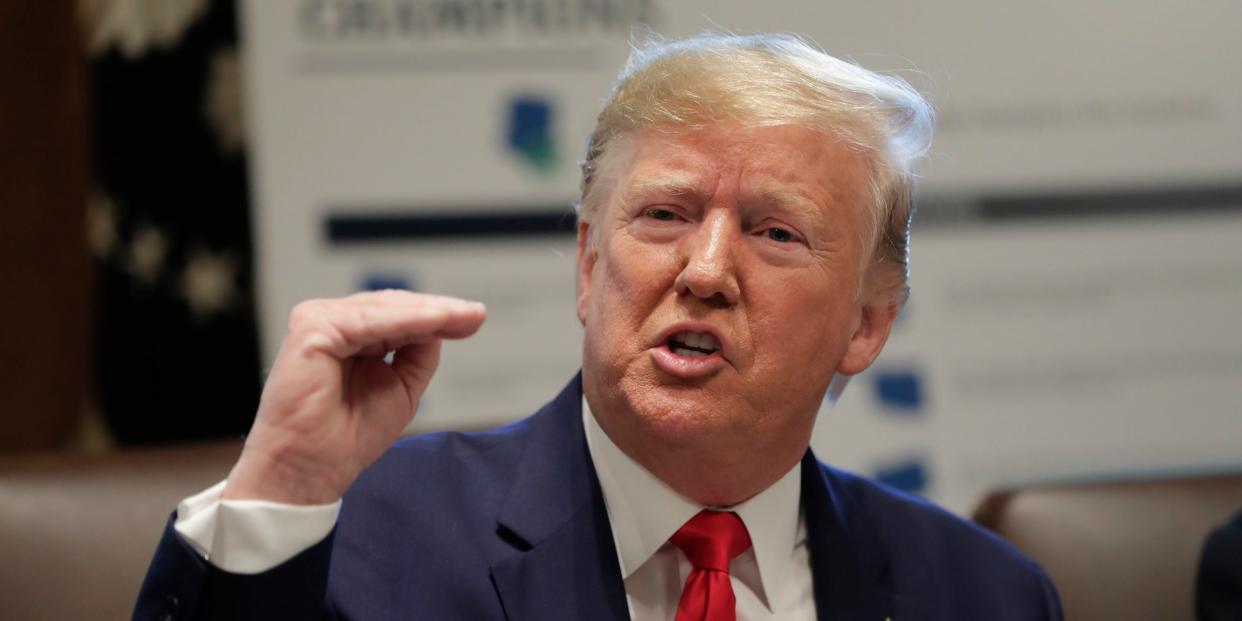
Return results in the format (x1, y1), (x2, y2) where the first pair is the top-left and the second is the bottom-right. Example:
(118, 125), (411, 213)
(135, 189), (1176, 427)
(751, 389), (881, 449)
(326, 209), (578, 243)
(324, 185), (1242, 243)
(976, 184), (1242, 221)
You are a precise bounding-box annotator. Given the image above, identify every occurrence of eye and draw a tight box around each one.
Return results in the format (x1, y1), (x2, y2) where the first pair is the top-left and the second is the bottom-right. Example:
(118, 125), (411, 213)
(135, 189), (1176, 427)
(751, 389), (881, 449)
(644, 208), (679, 222)
(765, 227), (797, 243)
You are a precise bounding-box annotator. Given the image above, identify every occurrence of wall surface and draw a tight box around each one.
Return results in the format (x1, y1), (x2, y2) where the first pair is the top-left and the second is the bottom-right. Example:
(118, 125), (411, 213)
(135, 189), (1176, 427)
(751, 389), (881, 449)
(239, 0), (1242, 513)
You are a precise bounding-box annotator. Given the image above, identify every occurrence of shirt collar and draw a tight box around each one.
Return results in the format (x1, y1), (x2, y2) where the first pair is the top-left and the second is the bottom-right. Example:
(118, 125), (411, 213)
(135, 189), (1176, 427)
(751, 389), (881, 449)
(583, 398), (804, 609)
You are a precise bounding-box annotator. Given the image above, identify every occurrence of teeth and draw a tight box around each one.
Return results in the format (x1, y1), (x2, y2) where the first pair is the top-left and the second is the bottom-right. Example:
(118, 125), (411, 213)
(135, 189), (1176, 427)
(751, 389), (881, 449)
(672, 346), (708, 358)
(701, 333), (718, 351)
(671, 331), (719, 355)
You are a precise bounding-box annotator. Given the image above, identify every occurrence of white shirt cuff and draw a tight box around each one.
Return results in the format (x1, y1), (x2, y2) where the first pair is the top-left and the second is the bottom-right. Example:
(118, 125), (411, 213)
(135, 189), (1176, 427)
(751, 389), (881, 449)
(173, 480), (341, 574)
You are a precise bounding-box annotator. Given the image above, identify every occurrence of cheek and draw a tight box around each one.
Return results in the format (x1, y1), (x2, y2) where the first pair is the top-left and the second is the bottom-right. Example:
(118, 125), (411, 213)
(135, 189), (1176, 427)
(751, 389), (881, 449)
(587, 240), (661, 337)
(750, 278), (854, 372)
(599, 236), (678, 301)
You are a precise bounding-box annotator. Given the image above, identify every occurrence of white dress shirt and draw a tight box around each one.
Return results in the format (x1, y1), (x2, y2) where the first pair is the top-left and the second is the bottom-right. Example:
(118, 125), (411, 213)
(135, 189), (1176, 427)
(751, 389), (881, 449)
(175, 400), (816, 619)
(583, 400), (816, 620)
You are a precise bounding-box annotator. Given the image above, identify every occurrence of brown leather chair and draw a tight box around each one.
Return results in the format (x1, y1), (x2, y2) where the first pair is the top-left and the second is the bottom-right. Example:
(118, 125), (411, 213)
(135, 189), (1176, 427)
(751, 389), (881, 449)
(974, 472), (1242, 621)
(0, 441), (242, 620)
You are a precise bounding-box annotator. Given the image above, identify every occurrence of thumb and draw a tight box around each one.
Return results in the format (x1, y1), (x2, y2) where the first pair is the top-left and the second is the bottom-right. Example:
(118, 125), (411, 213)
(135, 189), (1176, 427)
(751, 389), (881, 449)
(390, 338), (443, 402)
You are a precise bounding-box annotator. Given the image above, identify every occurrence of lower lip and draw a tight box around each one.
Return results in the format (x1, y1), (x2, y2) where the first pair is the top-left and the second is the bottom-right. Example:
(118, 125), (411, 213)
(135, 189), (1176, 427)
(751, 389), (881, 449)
(650, 345), (727, 378)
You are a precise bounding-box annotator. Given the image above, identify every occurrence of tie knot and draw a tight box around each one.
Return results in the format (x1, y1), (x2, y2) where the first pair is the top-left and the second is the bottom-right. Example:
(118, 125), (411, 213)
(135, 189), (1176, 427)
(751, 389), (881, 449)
(671, 510), (752, 572)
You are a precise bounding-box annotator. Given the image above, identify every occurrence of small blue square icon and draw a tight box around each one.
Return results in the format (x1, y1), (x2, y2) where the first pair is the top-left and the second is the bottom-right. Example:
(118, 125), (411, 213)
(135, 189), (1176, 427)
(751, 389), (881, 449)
(874, 370), (924, 412)
(875, 457), (929, 494)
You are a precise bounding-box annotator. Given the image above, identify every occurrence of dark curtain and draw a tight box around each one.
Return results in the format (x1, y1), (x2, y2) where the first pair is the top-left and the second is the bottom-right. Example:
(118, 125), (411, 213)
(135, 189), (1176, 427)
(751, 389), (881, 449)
(89, 0), (260, 445)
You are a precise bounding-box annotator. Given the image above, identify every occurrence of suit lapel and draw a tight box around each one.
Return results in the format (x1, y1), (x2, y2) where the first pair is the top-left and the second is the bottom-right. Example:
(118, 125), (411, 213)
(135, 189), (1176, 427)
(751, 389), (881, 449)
(486, 378), (898, 620)
(489, 375), (629, 621)
(801, 451), (898, 621)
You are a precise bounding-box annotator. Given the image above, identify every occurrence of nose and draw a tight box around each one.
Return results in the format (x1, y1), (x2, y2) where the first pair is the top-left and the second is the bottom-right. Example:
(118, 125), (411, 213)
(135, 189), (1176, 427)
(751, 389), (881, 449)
(675, 210), (741, 306)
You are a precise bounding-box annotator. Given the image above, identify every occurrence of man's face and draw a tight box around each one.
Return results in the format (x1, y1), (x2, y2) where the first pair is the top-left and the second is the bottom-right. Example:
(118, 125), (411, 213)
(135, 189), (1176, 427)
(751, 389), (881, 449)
(577, 124), (896, 468)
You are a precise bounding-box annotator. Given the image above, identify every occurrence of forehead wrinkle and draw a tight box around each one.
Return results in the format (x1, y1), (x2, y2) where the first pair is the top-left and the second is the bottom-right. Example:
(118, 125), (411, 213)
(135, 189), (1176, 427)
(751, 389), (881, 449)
(617, 172), (711, 208)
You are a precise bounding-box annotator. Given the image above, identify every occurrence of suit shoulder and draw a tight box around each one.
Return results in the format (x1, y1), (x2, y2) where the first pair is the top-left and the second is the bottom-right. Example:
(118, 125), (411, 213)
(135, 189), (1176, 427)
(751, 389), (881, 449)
(330, 415), (537, 583)
(324, 415), (543, 618)
(821, 464), (1061, 617)
(350, 414), (535, 499)
(824, 464), (1024, 559)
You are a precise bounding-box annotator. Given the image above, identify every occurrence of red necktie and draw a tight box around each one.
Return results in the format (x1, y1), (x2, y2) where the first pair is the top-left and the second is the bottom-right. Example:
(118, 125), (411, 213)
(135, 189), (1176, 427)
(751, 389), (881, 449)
(671, 510), (753, 621)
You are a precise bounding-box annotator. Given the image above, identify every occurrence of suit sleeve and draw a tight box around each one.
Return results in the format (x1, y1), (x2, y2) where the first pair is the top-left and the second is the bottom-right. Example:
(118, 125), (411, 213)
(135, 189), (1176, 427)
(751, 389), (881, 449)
(132, 514), (340, 621)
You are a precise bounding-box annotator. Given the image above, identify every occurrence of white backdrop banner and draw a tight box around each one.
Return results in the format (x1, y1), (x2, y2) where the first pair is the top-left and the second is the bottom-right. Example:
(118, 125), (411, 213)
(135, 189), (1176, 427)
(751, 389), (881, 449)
(240, 0), (1242, 514)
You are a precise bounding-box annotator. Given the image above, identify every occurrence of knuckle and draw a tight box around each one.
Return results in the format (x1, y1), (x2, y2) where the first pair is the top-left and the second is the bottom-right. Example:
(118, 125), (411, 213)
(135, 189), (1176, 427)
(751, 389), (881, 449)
(356, 305), (377, 330)
(288, 300), (316, 325)
(287, 299), (329, 338)
(299, 331), (336, 358)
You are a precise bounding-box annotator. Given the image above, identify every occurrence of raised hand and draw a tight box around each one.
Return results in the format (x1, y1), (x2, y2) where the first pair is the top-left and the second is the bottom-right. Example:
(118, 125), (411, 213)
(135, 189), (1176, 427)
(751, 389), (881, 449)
(221, 290), (486, 504)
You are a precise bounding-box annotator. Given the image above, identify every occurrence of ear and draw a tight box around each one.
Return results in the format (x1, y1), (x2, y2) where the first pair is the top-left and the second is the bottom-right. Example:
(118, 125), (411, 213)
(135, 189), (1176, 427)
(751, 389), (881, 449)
(575, 219), (597, 325)
(835, 298), (899, 376)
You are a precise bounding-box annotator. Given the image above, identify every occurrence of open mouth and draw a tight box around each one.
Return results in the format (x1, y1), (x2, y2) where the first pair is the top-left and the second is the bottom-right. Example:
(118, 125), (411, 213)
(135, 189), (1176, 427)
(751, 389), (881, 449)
(667, 331), (720, 358)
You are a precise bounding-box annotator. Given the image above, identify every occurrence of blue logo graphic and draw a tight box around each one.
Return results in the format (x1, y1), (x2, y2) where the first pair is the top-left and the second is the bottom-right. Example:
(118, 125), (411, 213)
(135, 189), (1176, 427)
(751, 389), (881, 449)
(361, 272), (415, 292)
(874, 457), (929, 494)
(873, 369), (925, 412)
(506, 95), (558, 174)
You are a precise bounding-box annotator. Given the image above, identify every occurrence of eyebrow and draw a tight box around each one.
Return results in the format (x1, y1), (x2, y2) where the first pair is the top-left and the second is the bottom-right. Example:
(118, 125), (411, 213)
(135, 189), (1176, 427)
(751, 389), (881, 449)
(744, 182), (823, 220)
(615, 175), (831, 223)
(617, 174), (711, 207)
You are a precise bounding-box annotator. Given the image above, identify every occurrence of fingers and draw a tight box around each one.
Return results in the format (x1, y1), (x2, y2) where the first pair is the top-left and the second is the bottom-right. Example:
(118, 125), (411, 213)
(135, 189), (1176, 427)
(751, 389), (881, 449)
(287, 291), (487, 360)
(345, 291), (486, 339)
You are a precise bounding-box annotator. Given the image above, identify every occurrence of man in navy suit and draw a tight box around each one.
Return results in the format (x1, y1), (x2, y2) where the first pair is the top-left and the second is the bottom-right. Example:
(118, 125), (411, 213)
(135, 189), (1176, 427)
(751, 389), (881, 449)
(1197, 512), (1242, 621)
(135, 33), (1062, 620)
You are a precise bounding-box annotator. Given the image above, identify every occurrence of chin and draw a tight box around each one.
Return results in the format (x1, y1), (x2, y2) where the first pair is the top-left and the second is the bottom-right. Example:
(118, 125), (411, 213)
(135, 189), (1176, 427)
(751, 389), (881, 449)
(617, 374), (740, 445)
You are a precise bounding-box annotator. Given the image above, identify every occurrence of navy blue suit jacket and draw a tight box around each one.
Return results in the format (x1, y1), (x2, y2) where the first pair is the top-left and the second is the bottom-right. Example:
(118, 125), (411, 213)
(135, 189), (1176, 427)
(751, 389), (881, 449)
(1197, 512), (1242, 621)
(134, 375), (1063, 620)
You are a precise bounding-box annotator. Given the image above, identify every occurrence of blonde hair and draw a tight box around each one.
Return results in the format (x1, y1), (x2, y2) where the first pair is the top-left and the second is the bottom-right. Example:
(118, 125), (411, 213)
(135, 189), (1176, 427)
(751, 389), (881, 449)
(578, 32), (934, 301)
